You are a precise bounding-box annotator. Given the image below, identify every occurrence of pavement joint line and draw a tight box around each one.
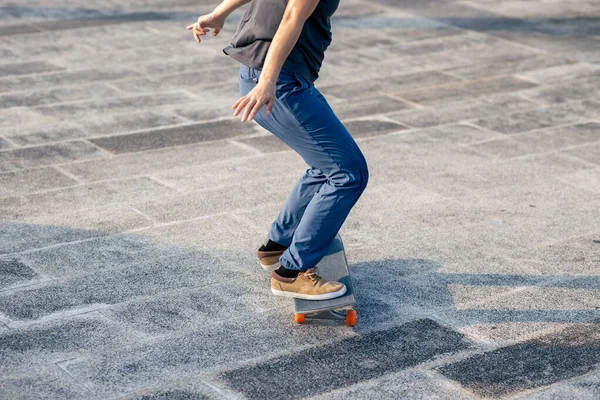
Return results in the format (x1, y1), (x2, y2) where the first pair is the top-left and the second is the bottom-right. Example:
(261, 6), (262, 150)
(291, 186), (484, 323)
(2, 304), (118, 330)
(126, 204), (159, 224)
(50, 165), (85, 184)
(226, 138), (264, 155)
(0, 151), (277, 200)
(0, 276), (56, 295)
(0, 134), (20, 147)
(199, 379), (237, 399)
(424, 368), (482, 399)
(145, 175), (184, 193)
(54, 358), (97, 393)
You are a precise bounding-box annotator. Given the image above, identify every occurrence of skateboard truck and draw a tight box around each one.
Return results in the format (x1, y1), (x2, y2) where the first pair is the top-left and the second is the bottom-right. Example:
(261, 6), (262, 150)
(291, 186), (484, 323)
(294, 308), (357, 326)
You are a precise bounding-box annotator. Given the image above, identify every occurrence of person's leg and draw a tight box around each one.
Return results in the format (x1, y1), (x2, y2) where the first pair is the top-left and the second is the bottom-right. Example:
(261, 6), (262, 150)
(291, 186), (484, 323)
(240, 64), (369, 272)
(240, 64), (329, 248)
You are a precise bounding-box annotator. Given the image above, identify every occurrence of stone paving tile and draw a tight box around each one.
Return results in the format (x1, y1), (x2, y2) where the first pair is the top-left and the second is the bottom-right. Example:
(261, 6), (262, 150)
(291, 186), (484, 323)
(0, 249), (232, 322)
(559, 167), (600, 194)
(1, 205), (153, 255)
(0, 311), (141, 375)
(134, 182), (288, 224)
(438, 322), (600, 398)
(0, 177), (174, 221)
(0, 167), (77, 197)
(0, 83), (121, 109)
(89, 120), (256, 154)
(0, 257), (41, 290)
(0, 366), (94, 400)
(0, 68), (141, 93)
(217, 319), (472, 399)
(519, 63), (600, 85)
(0, 137), (14, 149)
(522, 75), (600, 104)
(114, 68), (239, 94)
(442, 53), (574, 80)
(64, 309), (358, 399)
(563, 142), (600, 166)
(509, 122), (600, 152)
(0, 140), (107, 172)
(305, 368), (473, 400)
(472, 100), (599, 134)
(395, 75), (538, 106)
(505, 233), (600, 277)
(61, 139), (254, 182)
(389, 93), (537, 128)
(319, 70), (461, 100)
(330, 95), (413, 120)
(233, 134), (290, 153)
(119, 380), (221, 400)
(6, 111), (188, 146)
(34, 91), (198, 119)
(0, 60), (65, 76)
(343, 119), (409, 138)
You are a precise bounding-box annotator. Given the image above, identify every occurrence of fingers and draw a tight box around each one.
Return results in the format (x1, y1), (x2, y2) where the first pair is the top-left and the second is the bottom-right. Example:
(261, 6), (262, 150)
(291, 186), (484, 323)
(242, 98), (258, 122)
(213, 28), (220, 36)
(233, 97), (250, 117)
(265, 98), (274, 116)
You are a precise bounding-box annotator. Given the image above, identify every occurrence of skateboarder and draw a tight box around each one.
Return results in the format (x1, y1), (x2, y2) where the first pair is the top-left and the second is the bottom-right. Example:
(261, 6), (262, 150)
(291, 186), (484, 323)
(187, 0), (368, 301)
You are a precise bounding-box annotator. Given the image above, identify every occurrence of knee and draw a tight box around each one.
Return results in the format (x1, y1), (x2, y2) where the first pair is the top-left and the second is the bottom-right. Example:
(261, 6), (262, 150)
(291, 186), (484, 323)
(332, 158), (369, 192)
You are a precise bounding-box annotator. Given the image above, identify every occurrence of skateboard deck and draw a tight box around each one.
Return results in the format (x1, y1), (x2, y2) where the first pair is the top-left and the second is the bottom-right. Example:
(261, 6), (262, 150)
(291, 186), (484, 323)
(293, 234), (356, 326)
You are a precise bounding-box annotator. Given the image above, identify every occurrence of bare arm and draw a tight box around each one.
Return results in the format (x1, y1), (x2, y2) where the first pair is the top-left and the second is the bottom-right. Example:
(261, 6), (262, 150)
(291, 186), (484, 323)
(186, 0), (253, 42)
(213, 0), (253, 20)
(232, 0), (320, 121)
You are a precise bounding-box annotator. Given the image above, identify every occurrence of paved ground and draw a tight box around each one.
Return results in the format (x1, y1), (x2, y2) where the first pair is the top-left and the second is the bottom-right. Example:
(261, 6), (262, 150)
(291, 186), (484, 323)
(0, 0), (599, 399)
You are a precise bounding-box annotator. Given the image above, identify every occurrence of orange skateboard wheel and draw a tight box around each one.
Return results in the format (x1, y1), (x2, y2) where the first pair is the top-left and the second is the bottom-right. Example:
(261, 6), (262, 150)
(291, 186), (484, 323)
(294, 313), (306, 324)
(345, 309), (356, 327)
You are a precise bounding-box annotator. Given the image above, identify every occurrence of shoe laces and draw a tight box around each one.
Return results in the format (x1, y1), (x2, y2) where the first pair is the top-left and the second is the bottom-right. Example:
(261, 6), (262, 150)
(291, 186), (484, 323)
(304, 267), (322, 283)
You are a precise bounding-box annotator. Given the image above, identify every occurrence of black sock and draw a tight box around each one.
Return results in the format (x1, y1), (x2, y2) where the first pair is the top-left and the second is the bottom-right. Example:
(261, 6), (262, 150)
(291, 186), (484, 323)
(275, 266), (300, 278)
(259, 239), (288, 252)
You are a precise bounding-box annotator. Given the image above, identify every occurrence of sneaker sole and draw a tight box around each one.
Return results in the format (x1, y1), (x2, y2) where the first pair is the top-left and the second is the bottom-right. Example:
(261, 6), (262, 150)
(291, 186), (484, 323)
(260, 261), (280, 272)
(271, 284), (347, 301)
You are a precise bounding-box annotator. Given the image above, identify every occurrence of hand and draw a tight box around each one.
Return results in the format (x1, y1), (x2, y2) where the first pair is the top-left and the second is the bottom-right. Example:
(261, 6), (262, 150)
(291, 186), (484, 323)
(186, 12), (225, 43)
(232, 81), (276, 122)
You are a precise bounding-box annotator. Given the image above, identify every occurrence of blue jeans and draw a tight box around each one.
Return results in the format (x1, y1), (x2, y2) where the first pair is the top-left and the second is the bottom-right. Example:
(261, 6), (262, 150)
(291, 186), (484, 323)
(239, 64), (369, 271)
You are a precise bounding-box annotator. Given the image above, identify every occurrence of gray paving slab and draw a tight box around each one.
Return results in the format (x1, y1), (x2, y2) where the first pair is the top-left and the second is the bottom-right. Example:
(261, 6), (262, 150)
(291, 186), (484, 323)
(0, 140), (107, 173)
(438, 322), (600, 398)
(0, 137), (14, 149)
(472, 100), (599, 134)
(216, 319), (472, 400)
(89, 120), (256, 154)
(1, 205), (152, 255)
(306, 368), (473, 400)
(389, 93), (538, 128)
(0, 366), (94, 400)
(60, 139), (253, 182)
(0, 68), (141, 94)
(0, 60), (65, 76)
(63, 309), (358, 399)
(0, 311), (142, 375)
(0, 166), (77, 197)
(5, 111), (188, 146)
(395, 75), (538, 106)
(0, 177), (174, 221)
(0, 83), (121, 110)
(2, 0), (599, 398)
(563, 142), (600, 166)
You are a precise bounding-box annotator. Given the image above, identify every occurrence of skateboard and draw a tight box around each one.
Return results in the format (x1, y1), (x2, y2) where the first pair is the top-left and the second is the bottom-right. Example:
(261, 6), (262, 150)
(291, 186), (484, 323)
(293, 233), (356, 326)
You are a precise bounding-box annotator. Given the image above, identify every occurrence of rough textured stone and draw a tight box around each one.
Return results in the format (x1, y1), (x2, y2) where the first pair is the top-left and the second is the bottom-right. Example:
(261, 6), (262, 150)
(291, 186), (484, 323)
(219, 319), (472, 399)
(89, 120), (256, 154)
(438, 323), (600, 398)
(0, 167), (77, 197)
(0, 140), (106, 172)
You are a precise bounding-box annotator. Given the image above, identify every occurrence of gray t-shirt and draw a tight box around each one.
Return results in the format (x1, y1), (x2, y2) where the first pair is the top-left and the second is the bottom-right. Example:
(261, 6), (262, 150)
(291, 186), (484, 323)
(222, 0), (340, 84)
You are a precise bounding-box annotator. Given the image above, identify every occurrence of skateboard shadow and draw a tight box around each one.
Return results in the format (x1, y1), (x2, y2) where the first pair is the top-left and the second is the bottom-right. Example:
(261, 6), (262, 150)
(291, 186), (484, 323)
(349, 258), (600, 331)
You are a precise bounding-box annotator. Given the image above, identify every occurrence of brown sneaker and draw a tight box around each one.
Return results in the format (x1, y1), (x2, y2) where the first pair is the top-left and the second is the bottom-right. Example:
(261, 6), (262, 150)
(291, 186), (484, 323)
(271, 267), (346, 300)
(257, 248), (284, 272)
